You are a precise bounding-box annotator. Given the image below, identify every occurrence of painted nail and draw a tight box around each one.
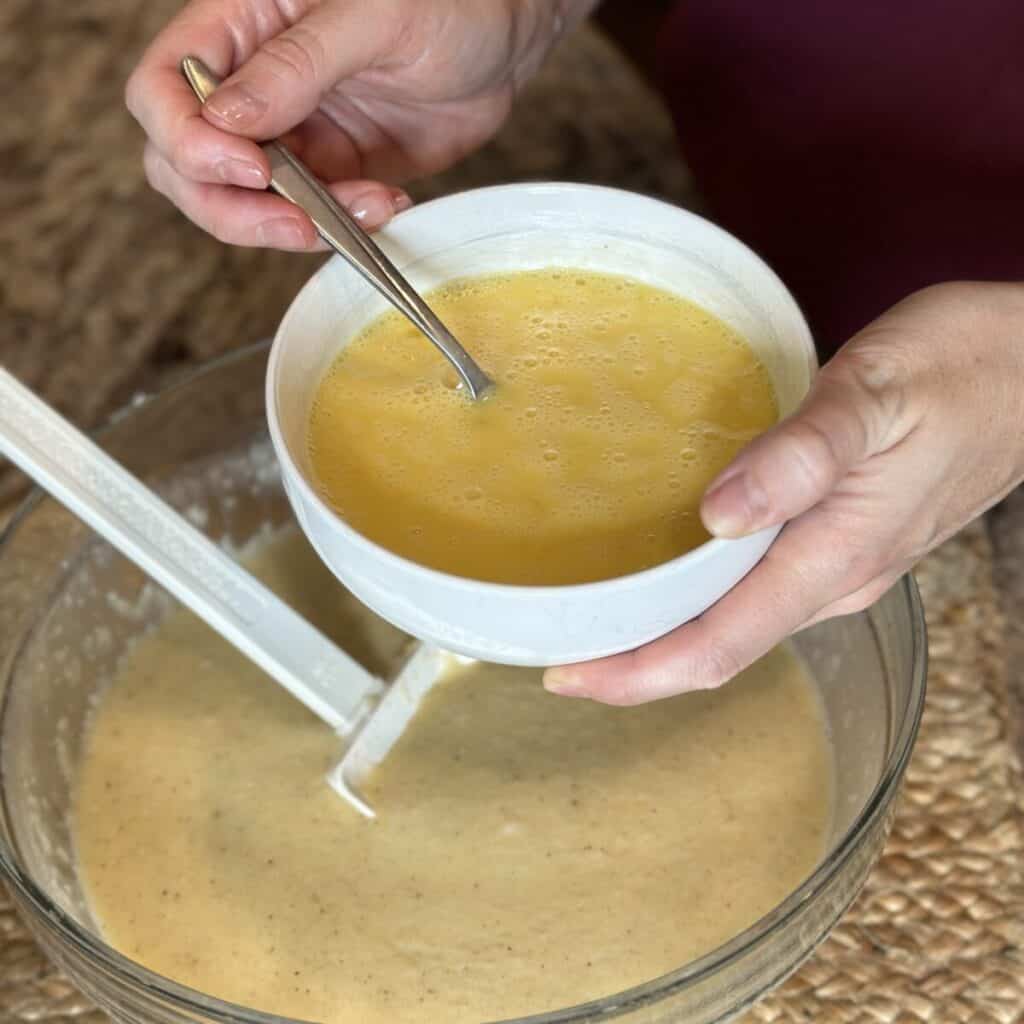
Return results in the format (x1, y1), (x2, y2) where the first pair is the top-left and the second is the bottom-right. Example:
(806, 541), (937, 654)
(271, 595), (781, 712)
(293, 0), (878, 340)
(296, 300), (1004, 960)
(702, 471), (767, 538)
(215, 158), (268, 188)
(205, 83), (267, 127)
(257, 218), (310, 250)
(348, 190), (399, 230)
(391, 188), (414, 213)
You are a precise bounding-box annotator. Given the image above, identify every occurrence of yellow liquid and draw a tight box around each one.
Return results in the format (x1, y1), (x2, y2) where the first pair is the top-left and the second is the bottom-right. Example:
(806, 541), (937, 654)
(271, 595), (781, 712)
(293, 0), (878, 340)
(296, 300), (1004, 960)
(308, 269), (777, 585)
(76, 529), (832, 1024)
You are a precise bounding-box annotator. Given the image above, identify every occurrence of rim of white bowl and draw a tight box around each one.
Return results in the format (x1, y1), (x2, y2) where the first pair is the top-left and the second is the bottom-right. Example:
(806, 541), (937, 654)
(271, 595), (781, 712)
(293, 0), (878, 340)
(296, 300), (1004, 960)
(267, 181), (817, 596)
(0, 340), (925, 1024)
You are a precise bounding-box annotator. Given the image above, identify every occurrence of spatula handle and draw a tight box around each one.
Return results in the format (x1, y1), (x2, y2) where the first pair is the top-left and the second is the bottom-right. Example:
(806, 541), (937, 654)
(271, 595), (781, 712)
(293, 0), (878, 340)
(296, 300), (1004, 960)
(0, 368), (382, 733)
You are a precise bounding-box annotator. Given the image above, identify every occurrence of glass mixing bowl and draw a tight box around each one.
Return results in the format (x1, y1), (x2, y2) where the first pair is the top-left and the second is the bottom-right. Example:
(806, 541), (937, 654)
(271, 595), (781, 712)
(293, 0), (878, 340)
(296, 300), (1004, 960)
(0, 344), (926, 1024)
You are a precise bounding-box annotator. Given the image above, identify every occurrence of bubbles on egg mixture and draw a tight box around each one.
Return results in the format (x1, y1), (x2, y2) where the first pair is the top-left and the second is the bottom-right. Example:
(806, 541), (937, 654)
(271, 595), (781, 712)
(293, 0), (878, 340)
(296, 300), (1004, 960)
(308, 267), (777, 584)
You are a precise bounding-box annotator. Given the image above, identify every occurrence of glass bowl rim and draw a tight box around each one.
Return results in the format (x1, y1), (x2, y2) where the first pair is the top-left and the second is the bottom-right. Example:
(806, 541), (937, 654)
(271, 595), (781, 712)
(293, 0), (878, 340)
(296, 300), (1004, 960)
(0, 341), (928, 1024)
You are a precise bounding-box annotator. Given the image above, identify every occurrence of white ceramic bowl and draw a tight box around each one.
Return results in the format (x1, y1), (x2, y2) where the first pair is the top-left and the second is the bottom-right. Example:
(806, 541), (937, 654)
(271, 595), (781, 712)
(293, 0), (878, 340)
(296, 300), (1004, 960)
(267, 182), (816, 665)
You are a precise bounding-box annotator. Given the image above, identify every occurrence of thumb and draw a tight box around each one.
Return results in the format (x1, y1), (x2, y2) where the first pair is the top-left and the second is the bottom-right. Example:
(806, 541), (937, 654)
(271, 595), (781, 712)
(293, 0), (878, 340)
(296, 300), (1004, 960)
(203, 5), (393, 139)
(700, 347), (906, 538)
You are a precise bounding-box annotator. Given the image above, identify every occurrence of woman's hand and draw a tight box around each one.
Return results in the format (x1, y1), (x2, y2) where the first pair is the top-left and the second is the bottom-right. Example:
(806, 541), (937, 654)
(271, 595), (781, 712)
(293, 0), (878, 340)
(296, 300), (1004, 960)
(545, 281), (1024, 703)
(126, 0), (595, 248)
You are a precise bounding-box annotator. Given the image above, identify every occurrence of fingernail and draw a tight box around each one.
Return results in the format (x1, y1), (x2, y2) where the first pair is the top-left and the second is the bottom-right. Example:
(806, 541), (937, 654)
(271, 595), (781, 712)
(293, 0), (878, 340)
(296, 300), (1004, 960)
(205, 83), (267, 127)
(215, 158), (268, 188)
(257, 218), (310, 250)
(702, 471), (768, 538)
(543, 668), (586, 696)
(391, 188), (414, 213)
(349, 189), (408, 230)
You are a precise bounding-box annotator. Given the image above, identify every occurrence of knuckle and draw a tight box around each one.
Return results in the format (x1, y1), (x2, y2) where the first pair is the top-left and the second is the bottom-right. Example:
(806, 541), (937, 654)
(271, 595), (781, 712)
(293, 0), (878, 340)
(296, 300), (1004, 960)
(207, 213), (239, 246)
(781, 418), (843, 496)
(581, 622), (751, 709)
(838, 345), (914, 446)
(639, 641), (739, 697)
(832, 537), (879, 581)
(597, 686), (644, 708)
(694, 643), (741, 689)
(831, 593), (871, 619)
(843, 345), (908, 397)
(167, 143), (206, 182)
(602, 650), (657, 706)
(848, 547), (901, 604)
(142, 146), (170, 195)
(912, 508), (948, 555)
(124, 68), (144, 121)
(609, 676), (666, 706)
(831, 577), (894, 618)
(858, 578), (893, 608)
(764, 528), (876, 619)
(258, 27), (325, 83)
(190, 191), (237, 245)
(162, 140), (200, 182)
(822, 524), (888, 587)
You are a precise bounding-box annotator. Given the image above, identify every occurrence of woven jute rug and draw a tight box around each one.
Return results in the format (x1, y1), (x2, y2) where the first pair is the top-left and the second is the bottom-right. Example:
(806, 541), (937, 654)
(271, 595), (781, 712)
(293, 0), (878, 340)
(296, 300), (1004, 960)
(745, 521), (1024, 1024)
(1, 2), (1022, 1021)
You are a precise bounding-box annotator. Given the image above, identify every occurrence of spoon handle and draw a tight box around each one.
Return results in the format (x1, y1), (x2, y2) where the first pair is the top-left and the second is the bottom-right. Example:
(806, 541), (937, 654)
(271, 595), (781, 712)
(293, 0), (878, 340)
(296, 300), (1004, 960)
(181, 56), (494, 401)
(0, 368), (382, 735)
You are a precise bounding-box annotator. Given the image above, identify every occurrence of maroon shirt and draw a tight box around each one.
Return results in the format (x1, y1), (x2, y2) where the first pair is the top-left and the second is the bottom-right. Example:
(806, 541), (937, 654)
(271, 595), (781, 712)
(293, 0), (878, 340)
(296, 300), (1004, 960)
(656, 1), (1024, 355)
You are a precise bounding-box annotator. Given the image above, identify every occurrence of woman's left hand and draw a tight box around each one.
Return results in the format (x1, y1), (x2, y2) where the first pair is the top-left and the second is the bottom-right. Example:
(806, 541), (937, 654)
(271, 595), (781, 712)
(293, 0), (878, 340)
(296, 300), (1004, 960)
(544, 281), (1024, 704)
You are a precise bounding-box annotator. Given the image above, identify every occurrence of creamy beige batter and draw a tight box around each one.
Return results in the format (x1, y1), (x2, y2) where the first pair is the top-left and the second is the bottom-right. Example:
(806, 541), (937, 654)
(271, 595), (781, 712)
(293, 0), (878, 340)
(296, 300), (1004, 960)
(75, 530), (832, 1023)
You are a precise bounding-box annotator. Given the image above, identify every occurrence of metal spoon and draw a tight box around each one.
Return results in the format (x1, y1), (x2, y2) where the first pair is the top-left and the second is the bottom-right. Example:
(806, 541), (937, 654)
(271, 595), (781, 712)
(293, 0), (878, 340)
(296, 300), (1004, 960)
(181, 56), (494, 400)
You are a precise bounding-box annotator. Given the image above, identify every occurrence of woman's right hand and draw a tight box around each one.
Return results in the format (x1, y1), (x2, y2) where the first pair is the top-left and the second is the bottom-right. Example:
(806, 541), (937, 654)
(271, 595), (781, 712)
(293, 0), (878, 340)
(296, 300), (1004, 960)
(126, 0), (594, 249)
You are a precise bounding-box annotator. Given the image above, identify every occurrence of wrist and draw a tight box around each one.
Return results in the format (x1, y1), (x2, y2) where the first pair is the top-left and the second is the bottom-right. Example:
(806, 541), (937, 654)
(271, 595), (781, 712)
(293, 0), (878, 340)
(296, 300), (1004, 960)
(928, 280), (1024, 481)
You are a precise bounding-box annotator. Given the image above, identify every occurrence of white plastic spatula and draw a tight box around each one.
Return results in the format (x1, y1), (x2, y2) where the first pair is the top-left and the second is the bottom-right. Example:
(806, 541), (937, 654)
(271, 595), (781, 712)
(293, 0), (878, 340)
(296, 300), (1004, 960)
(0, 368), (449, 818)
